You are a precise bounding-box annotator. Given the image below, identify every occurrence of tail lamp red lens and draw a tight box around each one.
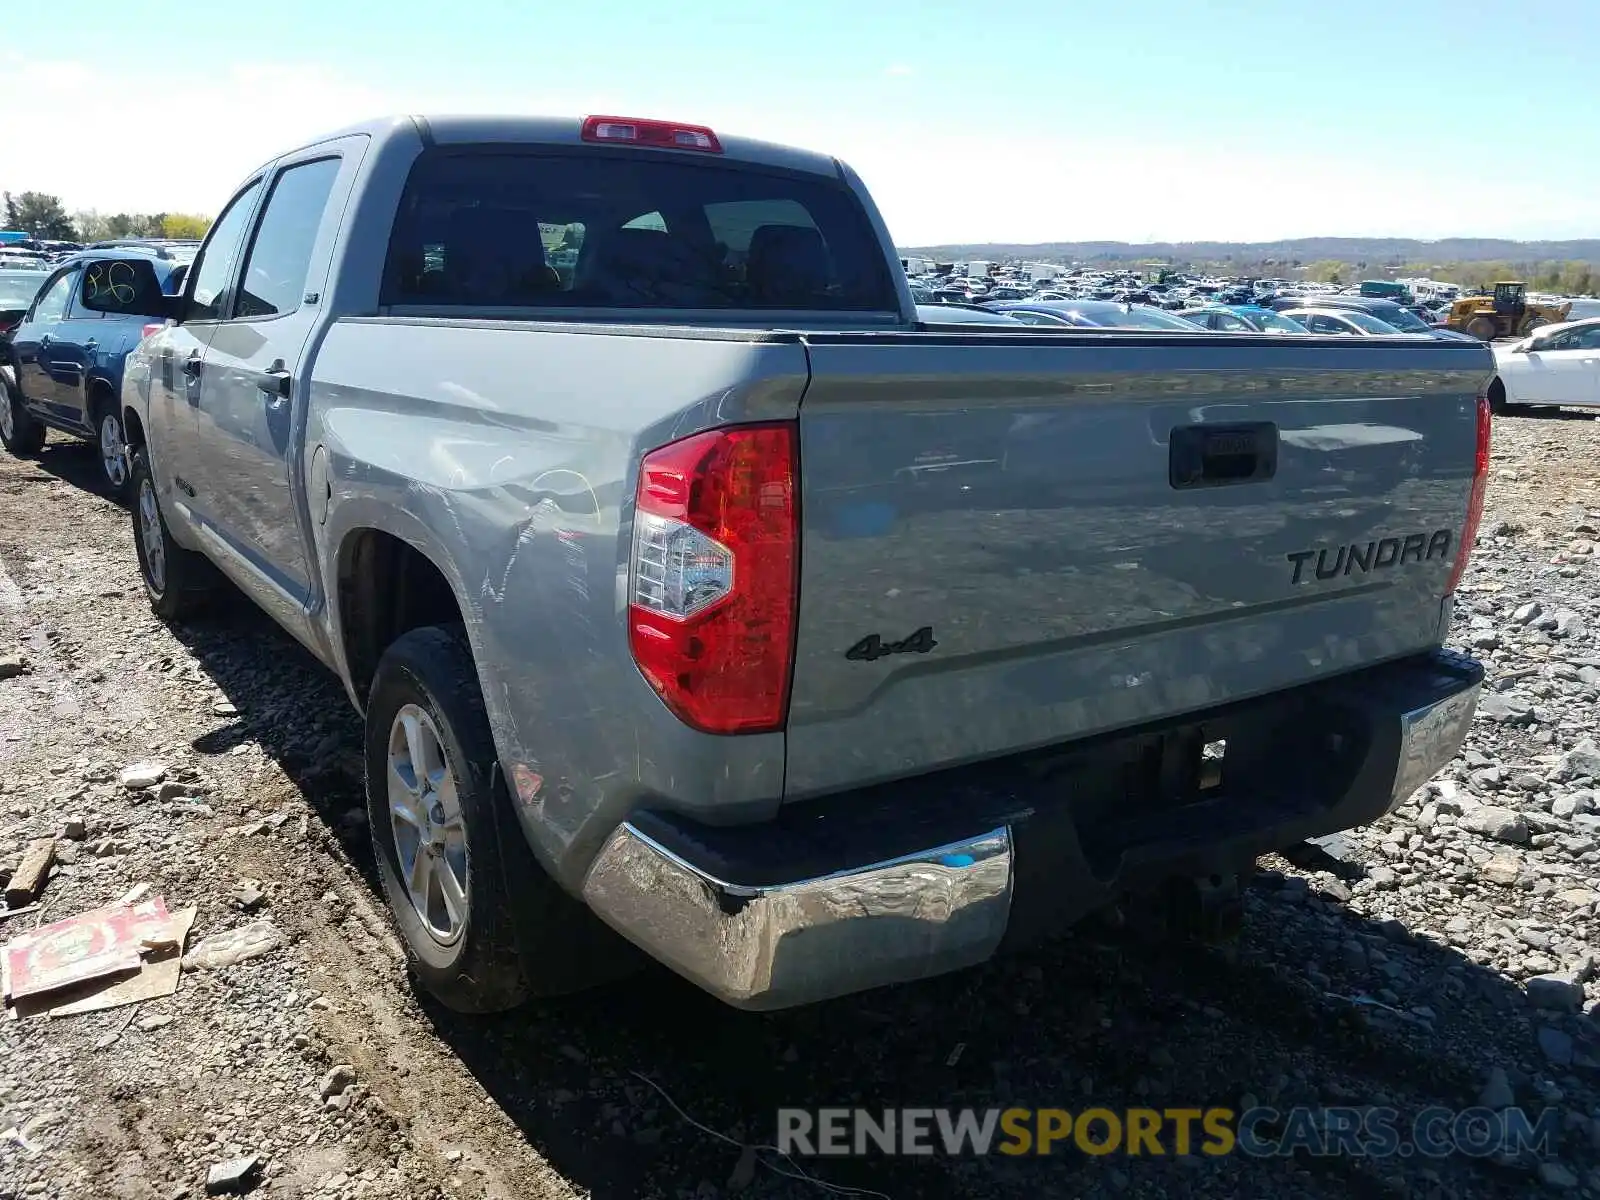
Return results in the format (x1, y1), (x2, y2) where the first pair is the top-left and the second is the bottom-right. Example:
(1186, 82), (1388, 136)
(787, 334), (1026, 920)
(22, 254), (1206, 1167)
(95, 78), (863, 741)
(628, 423), (798, 734)
(1445, 391), (1491, 595)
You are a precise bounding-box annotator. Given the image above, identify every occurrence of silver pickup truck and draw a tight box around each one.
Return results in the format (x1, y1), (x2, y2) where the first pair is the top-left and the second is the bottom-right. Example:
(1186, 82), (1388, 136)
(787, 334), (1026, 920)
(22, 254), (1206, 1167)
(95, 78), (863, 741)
(80, 114), (1489, 1013)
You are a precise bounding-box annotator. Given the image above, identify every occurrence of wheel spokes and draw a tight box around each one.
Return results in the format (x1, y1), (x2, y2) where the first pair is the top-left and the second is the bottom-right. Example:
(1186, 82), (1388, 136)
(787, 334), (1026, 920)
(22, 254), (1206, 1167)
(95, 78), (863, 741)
(383, 703), (472, 945)
(436, 862), (467, 928)
(400, 713), (428, 782)
(390, 790), (424, 830)
(408, 842), (433, 900)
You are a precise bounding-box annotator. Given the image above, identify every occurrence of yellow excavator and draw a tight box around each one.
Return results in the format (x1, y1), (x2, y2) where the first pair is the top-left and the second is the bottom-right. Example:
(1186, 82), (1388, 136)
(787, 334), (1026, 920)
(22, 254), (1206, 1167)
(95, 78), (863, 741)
(1445, 281), (1571, 340)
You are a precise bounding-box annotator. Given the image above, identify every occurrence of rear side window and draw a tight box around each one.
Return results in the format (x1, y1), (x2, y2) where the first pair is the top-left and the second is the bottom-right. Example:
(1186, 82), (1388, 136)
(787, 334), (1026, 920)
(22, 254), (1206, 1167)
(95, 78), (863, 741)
(381, 148), (896, 312)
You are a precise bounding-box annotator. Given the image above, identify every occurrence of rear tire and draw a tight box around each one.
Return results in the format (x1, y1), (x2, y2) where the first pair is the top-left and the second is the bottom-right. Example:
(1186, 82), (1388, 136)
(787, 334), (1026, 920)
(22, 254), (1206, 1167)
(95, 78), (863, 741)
(0, 377), (46, 457)
(365, 624), (630, 1014)
(130, 448), (219, 620)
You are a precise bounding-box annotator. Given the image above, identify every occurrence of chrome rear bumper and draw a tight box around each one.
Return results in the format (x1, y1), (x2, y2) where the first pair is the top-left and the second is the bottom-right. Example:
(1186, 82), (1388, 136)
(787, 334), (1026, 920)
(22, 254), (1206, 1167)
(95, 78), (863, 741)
(1390, 673), (1481, 808)
(581, 651), (1479, 1011)
(581, 824), (1013, 1011)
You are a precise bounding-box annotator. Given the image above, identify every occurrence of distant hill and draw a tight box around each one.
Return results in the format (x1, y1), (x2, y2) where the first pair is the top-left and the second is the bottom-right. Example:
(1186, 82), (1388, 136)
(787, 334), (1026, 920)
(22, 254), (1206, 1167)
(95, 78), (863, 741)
(899, 237), (1600, 266)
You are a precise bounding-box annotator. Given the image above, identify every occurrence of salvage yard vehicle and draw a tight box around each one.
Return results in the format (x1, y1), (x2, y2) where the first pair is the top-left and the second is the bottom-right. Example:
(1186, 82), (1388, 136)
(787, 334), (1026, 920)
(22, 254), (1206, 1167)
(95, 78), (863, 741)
(1278, 307), (1414, 337)
(0, 269), (48, 338)
(1268, 293), (1479, 342)
(1179, 305), (1309, 334)
(984, 299), (1204, 330)
(1488, 316), (1600, 413)
(1, 249), (181, 497)
(915, 303), (1026, 326)
(91, 113), (1489, 1015)
(1445, 281), (1572, 341)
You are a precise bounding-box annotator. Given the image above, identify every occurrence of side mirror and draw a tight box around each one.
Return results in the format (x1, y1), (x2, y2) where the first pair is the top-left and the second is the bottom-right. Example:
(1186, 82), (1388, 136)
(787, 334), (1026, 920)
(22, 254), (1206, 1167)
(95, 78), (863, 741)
(77, 259), (177, 320)
(1514, 339), (1533, 353)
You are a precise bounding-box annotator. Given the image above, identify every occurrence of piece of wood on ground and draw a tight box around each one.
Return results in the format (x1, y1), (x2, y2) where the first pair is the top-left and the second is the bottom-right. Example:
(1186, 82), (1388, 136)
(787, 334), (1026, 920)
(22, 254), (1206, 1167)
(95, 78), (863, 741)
(0, 905), (38, 923)
(118, 882), (151, 906)
(3, 839), (56, 908)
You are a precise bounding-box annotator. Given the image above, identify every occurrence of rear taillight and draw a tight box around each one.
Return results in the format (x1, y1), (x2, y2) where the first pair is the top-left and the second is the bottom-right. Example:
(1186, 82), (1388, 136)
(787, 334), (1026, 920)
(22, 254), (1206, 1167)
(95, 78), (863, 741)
(141, 322), (165, 340)
(1445, 391), (1492, 594)
(627, 423), (798, 734)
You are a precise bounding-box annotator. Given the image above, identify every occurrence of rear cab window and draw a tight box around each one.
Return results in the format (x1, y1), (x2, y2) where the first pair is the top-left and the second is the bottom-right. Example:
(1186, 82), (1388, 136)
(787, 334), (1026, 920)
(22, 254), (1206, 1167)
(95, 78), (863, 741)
(380, 147), (897, 314)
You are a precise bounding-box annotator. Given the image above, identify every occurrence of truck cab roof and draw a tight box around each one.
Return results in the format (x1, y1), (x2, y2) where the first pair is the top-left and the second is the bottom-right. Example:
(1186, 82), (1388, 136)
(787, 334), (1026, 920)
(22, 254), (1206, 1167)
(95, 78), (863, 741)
(267, 114), (847, 183)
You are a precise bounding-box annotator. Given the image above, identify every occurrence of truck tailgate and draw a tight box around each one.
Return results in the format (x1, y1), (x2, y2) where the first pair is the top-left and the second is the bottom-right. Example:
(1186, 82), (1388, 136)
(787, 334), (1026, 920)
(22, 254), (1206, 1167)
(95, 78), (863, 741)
(785, 334), (1491, 799)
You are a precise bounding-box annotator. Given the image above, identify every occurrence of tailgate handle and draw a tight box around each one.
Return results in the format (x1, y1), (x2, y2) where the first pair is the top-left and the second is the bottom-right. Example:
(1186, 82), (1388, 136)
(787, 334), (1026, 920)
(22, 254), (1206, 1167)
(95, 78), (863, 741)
(1169, 422), (1278, 489)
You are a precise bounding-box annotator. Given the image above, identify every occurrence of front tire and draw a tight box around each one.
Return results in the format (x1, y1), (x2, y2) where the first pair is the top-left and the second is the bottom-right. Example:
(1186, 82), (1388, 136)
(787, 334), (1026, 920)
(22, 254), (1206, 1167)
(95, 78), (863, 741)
(0, 377), (46, 457)
(365, 625), (629, 1014)
(130, 448), (218, 620)
(1465, 316), (1499, 341)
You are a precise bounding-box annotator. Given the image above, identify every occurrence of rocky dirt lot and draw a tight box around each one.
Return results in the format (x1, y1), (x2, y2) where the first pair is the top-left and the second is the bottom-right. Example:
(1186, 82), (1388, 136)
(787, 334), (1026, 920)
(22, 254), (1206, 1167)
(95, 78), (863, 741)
(2, 408), (1600, 1200)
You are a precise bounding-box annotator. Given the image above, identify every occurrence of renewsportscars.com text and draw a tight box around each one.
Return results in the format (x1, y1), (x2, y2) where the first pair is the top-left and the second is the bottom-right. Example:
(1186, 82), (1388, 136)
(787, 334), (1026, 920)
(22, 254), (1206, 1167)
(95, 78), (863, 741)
(777, 1106), (1560, 1158)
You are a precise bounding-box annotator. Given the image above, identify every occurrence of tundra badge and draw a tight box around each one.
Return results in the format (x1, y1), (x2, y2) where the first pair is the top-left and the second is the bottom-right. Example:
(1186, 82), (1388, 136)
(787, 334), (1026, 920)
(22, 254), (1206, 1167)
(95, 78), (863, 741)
(1287, 529), (1452, 585)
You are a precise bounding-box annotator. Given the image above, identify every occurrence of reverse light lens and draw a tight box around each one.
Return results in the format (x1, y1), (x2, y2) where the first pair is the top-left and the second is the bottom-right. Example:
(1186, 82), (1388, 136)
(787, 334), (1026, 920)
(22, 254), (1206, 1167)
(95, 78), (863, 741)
(627, 424), (798, 734)
(632, 515), (733, 617)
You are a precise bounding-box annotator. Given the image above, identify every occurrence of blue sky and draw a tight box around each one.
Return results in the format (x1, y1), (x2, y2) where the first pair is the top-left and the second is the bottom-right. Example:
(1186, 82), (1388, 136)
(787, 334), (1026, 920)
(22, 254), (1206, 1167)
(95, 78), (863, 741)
(2, 0), (1594, 244)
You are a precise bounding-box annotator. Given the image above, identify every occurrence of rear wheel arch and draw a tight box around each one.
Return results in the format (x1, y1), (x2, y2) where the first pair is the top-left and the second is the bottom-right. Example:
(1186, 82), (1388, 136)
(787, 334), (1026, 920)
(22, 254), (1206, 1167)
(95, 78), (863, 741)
(122, 404), (147, 452)
(87, 375), (118, 418)
(335, 527), (470, 706)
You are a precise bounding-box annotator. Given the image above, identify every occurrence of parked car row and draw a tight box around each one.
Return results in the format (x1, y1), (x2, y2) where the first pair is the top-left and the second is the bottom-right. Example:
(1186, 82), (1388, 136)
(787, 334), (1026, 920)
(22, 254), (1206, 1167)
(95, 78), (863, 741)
(914, 282), (1600, 409)
(911, 264), (1592, 346)
(916, 288), (1482, 341)
(0, 245), (190, 494)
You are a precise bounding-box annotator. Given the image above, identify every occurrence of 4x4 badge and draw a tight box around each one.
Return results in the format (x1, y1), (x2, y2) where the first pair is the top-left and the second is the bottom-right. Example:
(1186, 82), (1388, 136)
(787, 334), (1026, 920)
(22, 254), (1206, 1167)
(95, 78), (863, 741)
(846, 626), (937, 662)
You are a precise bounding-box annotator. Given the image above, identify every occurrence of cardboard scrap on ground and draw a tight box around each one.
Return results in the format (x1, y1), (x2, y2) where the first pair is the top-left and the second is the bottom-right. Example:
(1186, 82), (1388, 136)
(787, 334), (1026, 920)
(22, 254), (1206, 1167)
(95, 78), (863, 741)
(1, 896), (196, 1020)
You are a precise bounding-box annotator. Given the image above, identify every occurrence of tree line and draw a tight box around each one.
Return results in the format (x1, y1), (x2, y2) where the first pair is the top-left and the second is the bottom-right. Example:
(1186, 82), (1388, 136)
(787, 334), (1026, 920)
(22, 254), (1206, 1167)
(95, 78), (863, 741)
(3, 190), (212, 242)
(1298, 259), (1598, 295)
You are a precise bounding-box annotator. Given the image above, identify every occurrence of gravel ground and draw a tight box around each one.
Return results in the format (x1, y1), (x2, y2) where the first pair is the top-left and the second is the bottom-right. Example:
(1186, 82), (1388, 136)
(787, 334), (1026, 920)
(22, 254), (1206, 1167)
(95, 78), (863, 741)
(2, 407), (1600, 1200)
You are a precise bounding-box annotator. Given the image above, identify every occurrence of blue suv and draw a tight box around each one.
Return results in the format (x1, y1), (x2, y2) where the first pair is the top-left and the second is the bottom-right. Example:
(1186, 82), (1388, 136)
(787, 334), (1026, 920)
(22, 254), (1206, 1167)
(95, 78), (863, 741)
(1, 248), (185, 497)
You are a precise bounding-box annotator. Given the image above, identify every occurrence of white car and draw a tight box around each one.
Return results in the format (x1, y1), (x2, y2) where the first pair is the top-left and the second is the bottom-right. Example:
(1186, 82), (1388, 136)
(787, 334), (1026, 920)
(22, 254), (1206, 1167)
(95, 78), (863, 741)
(1491, 317), (1600, 412)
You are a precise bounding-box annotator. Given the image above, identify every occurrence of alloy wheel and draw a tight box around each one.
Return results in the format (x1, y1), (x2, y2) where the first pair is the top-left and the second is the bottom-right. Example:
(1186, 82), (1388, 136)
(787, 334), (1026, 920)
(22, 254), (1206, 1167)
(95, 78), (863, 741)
(100, 413), (128, 488)
(386, 703), (470, 946)
(137, 478), (167, 593)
